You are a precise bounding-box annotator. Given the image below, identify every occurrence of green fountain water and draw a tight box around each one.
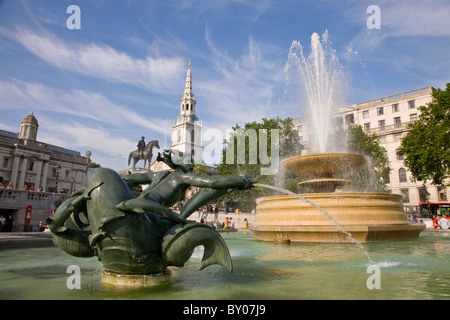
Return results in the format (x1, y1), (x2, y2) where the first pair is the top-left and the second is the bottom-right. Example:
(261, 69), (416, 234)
(1, 230), (449, 300)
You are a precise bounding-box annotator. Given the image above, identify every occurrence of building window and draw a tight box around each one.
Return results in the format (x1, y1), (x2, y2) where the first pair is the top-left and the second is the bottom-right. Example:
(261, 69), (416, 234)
(401, 188), (410, 203)
(177, 130), (181, 142)
(382, 171), (390, 184)
(2, 157), (10, 169)
(438, 186), (447, 201)
(394, 134), (402, 142)
(408, 100), (415, 109)
(392, 104), (399, 113)
(364, 123), (370, 132)
(418, 188), (429, 203)
(345, 113), (355, 127)
(297, 125), (303, 132)
(28, 161), (34, 171)
(398, 168), (407, 183)
(378, 120), (385, 131)
(363, 110), (369, 119)
(396, 148), (404, 160)
(410, 113), (418, 122)
(394, 116), (402, 128)
(377, 107), (384, 116)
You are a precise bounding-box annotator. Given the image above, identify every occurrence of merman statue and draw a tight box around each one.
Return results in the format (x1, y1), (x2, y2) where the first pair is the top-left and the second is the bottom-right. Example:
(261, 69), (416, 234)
(47, 149), (253, 278)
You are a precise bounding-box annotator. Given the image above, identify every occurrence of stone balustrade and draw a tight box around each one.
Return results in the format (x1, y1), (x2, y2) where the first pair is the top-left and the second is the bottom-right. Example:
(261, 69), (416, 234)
(0, 188), (69, 210)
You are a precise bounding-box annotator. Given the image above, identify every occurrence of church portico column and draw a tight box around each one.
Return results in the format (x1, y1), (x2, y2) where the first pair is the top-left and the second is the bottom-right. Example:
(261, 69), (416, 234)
(41, 160), (49, 191)
(10, 154), (21, 189)
(34, 157), (44, 190)
(18, 155), (28, 189)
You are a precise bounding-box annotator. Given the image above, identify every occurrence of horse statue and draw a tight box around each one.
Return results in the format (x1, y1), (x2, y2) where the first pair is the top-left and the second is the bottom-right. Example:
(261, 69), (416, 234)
(128, 140), (160, 170)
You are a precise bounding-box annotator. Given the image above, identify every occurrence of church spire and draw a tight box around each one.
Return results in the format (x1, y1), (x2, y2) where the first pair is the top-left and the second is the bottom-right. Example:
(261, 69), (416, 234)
(180, 59), (196, 114)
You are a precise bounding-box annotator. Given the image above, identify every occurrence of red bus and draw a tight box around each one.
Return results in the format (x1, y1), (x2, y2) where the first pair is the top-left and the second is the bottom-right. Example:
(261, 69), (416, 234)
(419, 202), (450, 219)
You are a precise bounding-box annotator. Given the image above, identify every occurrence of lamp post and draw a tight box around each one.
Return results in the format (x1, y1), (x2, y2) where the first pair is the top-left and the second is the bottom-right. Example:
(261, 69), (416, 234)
(54, 163), (61, 193)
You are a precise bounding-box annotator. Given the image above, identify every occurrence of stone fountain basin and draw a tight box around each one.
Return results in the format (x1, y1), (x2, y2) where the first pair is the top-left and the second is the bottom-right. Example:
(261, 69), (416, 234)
(252, 192), (425, 243)
(282, 153), (366, 178)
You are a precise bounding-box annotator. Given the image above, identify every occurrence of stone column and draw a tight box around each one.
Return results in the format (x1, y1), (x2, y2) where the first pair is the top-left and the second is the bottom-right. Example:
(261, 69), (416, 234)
(41, 160), (49, 191)
(10, 154), (21, 189)
(18, 155), (28, 189)
(34, 158), (44, 190)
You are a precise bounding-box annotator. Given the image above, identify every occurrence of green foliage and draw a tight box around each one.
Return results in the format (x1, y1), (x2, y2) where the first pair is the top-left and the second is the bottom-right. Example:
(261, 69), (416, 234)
(87, 162), (101, 168)
(397, 84), (450, 185)
(346, 125), (391, 191)
(216, 117), (304, 204)
(332, 124), (391, 192)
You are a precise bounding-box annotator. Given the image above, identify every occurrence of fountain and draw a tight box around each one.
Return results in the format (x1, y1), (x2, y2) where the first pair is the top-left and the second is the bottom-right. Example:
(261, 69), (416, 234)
(251, 32), (425, 243)
(252, 152), (425, 243)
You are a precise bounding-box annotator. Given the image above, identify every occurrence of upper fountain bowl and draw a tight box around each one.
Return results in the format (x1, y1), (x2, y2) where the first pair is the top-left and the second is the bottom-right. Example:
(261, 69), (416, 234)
(282, 153), (366, 178)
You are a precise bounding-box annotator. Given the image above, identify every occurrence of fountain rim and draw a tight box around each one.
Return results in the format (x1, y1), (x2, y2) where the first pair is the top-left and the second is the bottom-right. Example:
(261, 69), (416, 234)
(257, 192), (404, 201)
(282, 152), (367, 177)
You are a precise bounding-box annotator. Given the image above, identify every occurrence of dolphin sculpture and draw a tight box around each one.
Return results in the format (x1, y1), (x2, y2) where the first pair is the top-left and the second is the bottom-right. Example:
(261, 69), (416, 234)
(47, 150), (253, 276)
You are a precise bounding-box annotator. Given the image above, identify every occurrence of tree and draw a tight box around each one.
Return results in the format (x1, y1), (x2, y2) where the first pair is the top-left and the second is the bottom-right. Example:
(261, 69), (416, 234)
(216, 117), (304, 204)
(334, 124), (391, 192)
(397, 84), (450, 185)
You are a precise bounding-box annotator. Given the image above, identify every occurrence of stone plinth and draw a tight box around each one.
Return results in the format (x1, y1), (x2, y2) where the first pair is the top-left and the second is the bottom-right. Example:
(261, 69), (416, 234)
(101, 270), (172, 286)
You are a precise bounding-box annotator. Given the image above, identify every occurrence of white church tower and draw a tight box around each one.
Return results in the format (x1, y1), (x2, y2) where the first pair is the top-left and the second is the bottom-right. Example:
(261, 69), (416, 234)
(171, 59), (202, 163)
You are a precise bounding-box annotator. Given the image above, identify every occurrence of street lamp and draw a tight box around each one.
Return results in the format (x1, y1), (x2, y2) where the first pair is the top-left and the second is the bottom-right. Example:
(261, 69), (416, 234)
(54, 163), (61, 193)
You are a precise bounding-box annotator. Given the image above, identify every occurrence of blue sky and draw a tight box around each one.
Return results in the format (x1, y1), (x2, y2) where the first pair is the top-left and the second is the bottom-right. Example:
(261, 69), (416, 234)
(1, 0), (449, 171)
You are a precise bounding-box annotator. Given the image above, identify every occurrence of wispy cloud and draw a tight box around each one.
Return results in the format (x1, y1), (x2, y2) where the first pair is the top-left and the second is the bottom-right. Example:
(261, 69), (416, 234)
(11, 27), (185, 93)
(199, 27), (283, 130)
(0, 79), (172, 135)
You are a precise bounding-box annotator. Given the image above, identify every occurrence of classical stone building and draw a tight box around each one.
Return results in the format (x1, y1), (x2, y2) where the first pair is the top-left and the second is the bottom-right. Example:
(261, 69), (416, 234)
(0, 113), (89, 230)
(294, 86), (449, 215)
(0, 113), (88, 193)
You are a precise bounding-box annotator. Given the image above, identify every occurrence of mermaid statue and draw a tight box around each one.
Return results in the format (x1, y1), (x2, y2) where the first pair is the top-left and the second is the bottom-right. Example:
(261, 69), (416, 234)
(46, 149), (253, 277)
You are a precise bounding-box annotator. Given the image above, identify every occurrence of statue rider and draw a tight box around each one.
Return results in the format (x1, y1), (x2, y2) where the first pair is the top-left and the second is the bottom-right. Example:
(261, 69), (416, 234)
(137, 136), (145, 158)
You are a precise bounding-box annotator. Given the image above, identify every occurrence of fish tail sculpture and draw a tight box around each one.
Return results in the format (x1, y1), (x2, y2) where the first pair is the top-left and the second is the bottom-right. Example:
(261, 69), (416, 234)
(162, 223), (233, 272)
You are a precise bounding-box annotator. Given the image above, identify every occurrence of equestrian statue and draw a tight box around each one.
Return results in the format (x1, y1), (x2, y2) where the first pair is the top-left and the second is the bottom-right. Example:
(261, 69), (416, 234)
(128, 138), (160, 170)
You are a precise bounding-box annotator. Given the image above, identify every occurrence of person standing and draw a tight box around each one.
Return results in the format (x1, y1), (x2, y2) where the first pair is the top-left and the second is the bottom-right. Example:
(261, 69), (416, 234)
(0, 215), (5, 232)
(439, 216), (449, 229)
(4, 215), (14, 232)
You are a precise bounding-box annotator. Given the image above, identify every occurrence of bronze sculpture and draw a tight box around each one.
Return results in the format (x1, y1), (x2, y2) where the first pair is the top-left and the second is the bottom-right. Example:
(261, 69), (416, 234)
(128, 139), (159, 170)
(47, 149), (253, 278)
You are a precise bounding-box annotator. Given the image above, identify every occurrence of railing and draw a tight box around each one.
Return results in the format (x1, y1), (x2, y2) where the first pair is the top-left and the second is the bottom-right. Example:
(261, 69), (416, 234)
(357, 87), (432, 109)
(366, 121), (415, 135)
(0, 189), (69, 210)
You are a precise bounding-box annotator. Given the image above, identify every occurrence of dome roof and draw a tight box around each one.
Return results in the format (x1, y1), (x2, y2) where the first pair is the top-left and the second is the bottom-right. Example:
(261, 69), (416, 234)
(22, 112), (39, 126)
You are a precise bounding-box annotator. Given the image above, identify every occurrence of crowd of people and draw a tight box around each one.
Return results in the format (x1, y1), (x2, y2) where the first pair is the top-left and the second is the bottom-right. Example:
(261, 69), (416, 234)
(199, 215), (249, 230)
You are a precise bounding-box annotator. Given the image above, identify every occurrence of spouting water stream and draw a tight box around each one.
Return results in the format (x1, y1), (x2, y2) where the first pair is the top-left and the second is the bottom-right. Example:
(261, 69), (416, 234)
(254, 183), (375, 265)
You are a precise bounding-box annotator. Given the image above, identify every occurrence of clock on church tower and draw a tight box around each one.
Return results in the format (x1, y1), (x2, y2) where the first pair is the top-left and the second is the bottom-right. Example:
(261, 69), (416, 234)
(171, 60), (202, 163)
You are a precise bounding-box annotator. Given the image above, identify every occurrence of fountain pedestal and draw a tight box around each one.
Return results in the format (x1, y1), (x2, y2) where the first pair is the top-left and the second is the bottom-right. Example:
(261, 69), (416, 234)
(101, 270), (172, 287)
(252, 153), (425, 243)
